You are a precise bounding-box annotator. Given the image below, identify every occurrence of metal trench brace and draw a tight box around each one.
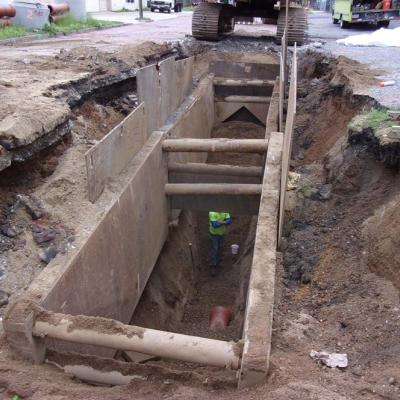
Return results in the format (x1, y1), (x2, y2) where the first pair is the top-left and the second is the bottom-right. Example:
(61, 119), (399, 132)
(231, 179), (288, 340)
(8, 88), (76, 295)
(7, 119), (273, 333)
(4, 299), (243, 373)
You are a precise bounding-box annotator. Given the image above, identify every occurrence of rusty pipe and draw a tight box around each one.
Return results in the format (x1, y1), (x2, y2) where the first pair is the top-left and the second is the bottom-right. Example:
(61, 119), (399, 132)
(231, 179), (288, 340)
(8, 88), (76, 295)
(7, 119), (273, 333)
(48, 3), (70, 15)
(0, 5), (16, 18)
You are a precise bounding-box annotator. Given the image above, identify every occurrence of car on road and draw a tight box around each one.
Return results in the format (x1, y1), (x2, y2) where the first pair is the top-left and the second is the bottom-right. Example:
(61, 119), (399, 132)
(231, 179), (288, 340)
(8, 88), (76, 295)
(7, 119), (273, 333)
(148, 0), (183, 13)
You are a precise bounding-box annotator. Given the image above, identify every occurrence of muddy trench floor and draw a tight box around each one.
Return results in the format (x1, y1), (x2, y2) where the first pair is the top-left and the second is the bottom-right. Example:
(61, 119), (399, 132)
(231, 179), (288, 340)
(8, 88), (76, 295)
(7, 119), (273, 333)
(174, 120), (265, 342)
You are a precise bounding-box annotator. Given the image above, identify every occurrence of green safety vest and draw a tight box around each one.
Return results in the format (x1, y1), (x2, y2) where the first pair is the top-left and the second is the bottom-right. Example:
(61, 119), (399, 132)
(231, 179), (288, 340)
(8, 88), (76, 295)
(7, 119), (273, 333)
(209, 211), (230, 236)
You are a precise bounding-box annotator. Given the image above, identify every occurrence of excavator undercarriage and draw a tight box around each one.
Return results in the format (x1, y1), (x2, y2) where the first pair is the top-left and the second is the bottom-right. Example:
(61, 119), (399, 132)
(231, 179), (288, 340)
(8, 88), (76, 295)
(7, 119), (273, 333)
(192, 1), (308, 44)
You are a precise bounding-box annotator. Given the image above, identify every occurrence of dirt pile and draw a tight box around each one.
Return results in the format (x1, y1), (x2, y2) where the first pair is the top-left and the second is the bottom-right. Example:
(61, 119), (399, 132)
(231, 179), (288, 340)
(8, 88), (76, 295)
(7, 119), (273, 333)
(0, 42), (173, 169)
(277, 50), (400, 400)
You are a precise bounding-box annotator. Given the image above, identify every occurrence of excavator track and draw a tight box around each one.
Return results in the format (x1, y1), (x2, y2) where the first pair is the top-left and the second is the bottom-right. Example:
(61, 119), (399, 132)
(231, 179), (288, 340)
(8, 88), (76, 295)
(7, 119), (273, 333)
(276, 7), (308, 45)
(192, 3), (234, 40)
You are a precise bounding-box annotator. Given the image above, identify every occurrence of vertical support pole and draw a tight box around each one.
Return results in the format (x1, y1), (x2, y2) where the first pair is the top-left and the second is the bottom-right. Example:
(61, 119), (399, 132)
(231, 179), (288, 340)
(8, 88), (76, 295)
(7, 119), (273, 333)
(138, 0), (144, 20)
(278, 44), (297, 248)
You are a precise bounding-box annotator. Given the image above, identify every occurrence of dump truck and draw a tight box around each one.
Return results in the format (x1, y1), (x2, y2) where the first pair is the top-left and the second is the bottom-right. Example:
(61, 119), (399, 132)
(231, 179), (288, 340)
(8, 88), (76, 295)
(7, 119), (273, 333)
(192, 1), (308, 44)
(332, 0), (400, 28)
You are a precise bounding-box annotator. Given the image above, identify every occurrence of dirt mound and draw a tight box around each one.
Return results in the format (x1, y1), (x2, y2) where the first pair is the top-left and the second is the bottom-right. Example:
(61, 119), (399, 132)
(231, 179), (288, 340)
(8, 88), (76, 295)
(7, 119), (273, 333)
(363, 195), (400, 289)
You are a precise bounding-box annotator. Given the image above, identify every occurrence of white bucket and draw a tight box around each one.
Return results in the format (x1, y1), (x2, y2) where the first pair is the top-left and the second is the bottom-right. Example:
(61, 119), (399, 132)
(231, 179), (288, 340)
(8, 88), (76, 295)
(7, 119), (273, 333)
(231, 244), (239, 255)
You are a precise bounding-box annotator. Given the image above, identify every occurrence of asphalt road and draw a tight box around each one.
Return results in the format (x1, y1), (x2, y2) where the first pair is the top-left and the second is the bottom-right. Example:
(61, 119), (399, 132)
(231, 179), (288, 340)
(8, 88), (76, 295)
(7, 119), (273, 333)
(0, 13), (192, 57)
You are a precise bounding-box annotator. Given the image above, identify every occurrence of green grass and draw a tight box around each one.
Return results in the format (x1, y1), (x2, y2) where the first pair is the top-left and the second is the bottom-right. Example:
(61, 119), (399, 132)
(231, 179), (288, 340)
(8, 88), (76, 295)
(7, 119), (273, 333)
(0, 25), (30, 39)
(42, 14), (121, 35)
(348, 109), (392, 131)
(115, 7), (134, 12)
(0, 14), (122, 40)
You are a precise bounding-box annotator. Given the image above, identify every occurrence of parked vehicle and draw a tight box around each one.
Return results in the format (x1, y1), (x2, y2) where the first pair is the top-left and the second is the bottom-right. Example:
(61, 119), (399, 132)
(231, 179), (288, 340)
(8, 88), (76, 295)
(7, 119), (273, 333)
(149, 0), (183, 13)
(332, 0), (400, 28)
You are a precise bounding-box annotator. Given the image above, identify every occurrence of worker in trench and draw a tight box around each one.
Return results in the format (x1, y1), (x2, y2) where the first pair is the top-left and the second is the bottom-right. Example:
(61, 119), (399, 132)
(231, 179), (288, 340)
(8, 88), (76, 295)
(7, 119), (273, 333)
(208, 211), (232, 276)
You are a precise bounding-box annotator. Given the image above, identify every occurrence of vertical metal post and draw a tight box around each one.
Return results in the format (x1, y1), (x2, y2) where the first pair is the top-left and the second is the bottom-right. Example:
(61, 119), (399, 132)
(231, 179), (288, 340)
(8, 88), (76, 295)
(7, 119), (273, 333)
(139, 0), (144, 20)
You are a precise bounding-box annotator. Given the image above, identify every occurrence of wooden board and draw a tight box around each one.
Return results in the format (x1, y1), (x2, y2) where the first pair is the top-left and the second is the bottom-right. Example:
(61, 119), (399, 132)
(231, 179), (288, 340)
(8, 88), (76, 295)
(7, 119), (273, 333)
(215, 102), (268, 125)
(279, 54), (284, 132)
(43, 133), (169, 357)
(266, 78), (280, 138)
(210, 61), (280, 80)
(166, 77), (215, 165)
(278, 45), (297, 247)
(159, 57), (177, 126)
(176, 57), (194, 106)
(137, 64), (161, 136)
(137, 57), (193, 136)
(238, 131), (283, 388)
(85, 103), (147, 203)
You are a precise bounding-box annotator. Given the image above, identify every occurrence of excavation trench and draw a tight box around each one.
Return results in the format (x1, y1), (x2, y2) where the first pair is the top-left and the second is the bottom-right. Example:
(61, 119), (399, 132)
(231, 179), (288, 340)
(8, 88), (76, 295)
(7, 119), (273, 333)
(6, 47), (397, 395)
(4, 52), (282, 388)
(132, 120), (265, 343)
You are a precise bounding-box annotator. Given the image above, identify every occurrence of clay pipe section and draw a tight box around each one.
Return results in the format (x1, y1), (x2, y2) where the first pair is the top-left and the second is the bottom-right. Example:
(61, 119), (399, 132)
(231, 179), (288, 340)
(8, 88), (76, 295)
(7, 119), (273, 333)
(209, 306), (232, 331)
(0, 5), (16, 18)
(32, 309), (242, 370)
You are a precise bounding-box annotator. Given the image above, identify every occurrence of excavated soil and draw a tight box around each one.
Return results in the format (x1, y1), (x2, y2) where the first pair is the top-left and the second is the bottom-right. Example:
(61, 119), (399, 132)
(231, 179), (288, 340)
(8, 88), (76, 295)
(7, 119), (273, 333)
(0, 43), (399, 400)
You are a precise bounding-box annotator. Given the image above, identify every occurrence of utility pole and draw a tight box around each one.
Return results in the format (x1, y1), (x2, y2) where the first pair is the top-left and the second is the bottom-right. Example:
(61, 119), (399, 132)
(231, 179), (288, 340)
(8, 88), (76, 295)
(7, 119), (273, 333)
(139, 0), (144, 20)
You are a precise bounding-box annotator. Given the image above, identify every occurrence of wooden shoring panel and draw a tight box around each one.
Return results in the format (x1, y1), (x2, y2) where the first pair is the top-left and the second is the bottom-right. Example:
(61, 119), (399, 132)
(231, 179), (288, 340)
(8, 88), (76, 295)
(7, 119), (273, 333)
(85, 103), (147, 203)
(215, 102), (268, 125)
(41, 133), (169, 357)
(210, 61), (280, 80)
(138, 57), (194, 137)
(278, 44), (297, 247)
(279, 53), (284, 132)
(265, 78), (280, 138)
(169, 194), (260, 215)
(137, 64), (161, 136)
(176, 56), (194, 105)
(214, 84), (273, 98)
(159, 57), (177, 126)
(238, 131), (283, 388)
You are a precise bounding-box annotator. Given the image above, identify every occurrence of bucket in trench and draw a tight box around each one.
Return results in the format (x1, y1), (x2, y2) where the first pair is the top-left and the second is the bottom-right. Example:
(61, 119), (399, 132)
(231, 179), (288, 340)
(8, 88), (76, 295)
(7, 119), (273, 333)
(231, 244), (239, 255)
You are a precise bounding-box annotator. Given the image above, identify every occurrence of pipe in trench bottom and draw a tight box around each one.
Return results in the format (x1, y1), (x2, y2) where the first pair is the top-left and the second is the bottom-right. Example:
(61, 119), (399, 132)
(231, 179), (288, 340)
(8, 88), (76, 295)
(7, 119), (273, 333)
(33, 314), (241, 370)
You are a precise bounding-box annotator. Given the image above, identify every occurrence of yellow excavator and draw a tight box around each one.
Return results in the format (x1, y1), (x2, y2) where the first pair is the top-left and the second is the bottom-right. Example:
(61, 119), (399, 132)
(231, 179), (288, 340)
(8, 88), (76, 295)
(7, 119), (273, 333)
(192, 0), (308, 44)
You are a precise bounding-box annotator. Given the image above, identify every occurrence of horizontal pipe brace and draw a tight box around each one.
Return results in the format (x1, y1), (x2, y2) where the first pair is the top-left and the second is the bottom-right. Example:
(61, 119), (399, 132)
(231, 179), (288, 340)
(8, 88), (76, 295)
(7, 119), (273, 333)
(33, 311), (241, 370)
(213, 78), (275, 87)
(162, 139), (268, 153)
(219, 95), (271, 103)
(165, 183), (262, 196)
(168, 162), (263, 177)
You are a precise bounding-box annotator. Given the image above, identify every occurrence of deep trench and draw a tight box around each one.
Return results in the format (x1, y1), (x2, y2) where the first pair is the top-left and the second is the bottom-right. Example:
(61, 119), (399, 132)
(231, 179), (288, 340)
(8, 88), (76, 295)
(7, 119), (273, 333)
(3, 48), (400, 390)
(130, 120), (265, 344)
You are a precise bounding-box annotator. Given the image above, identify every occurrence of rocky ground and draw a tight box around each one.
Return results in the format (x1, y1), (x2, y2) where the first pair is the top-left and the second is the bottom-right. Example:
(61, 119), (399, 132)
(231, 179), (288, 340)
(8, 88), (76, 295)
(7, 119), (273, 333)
(0, 10), (399, 400)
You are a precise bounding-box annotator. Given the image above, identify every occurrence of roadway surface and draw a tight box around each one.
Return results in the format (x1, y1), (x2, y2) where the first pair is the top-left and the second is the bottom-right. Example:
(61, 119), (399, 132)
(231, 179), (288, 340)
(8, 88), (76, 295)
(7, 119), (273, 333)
(307, 11), (400, 107)
(0, 9), (399, 106)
